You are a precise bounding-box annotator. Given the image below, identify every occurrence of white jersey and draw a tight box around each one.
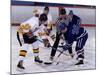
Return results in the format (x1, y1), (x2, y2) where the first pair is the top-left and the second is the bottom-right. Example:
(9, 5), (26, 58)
(37, 25), (47, 39)
(19, 16), (40, 53)
(36, 13), (53, 38)
(47, 13), (53, 24)
(19, 16), (39, 35)
(21, 16), (39, 31)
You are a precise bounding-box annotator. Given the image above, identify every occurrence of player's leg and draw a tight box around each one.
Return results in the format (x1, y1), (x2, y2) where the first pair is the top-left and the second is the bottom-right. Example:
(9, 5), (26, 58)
(75, 33), (88, 65)
(63, 33), (74, 58)
(63, 41), (74, 58)
(32, 41), (43, 63)
(50, 32), (61, 60)
(17, 44), (28, 69)
(67, 46), (74, 58)
(46, 24), (53, 35)
(42, 38), (51, 47)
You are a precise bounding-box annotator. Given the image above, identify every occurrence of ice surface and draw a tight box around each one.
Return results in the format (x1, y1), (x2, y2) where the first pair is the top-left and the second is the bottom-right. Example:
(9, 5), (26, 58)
(11, 26), (96, 74)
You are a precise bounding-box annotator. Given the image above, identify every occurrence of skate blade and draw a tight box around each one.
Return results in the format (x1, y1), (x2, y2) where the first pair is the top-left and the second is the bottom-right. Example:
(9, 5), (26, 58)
(75, 64), (84, 67)
(34, 62), (43, 65)
(44, 62), (53, 65)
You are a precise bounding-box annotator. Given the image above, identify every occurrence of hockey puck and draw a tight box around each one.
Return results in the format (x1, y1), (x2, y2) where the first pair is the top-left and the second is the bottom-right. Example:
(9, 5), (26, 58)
(56, 62), (59, 65)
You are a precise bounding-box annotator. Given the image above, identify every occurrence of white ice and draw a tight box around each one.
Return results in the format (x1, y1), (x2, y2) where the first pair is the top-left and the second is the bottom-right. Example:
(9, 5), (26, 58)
(11, 26), (96, 74)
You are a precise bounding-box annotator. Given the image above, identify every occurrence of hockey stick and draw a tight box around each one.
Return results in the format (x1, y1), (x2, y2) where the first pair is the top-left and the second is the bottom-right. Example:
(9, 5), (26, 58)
(34, 39), (72, 65)
(42, 49), (66, 65)
(17, 31), (22, 46)
(37, 39), (69, 56)
(51, 50), (64, 65)
(53, 48), (68, 65)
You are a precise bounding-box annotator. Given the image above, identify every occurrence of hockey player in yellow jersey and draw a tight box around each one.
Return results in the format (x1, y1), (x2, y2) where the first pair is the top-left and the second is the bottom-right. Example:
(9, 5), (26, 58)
(17, 13), (48, 69)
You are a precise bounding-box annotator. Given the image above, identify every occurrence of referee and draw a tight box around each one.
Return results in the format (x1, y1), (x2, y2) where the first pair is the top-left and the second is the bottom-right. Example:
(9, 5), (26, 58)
(50, 8), (70, 60)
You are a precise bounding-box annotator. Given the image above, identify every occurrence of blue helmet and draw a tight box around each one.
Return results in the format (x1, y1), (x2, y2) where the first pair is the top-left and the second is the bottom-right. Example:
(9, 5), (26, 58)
(69, 10), (74, 15)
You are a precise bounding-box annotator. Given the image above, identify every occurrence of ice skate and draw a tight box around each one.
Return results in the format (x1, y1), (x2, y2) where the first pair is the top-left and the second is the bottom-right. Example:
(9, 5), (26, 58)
(75, 60), (84, 65)
(17, 60), (25, 69)
(34, 56), (43, 64)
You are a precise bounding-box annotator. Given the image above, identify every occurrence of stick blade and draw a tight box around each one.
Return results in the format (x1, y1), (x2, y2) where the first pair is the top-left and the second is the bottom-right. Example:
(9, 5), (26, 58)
(44, 62), (53, 65)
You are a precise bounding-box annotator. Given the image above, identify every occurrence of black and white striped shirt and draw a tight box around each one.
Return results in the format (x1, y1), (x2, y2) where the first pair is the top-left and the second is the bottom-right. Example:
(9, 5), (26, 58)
(55, 16), (70, 34)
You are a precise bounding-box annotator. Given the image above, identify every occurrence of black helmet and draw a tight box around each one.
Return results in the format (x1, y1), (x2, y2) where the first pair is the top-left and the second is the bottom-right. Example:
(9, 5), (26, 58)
(59, 8), (66, 15)
(44, 6), (49, 11)
(69, 10), (74, 15)
(39, 13), (48, 22)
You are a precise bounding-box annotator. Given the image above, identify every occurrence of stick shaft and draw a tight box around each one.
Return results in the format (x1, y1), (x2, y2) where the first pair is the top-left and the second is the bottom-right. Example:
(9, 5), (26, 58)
(17, 32), (22, 46)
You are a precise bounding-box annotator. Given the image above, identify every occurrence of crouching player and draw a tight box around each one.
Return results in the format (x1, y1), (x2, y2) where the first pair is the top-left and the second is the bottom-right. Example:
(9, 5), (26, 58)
(17, 13), (48, 69)
(33, 7), (53, 47)
(59, 22), (88, 65)
(40, 6), (53, 47)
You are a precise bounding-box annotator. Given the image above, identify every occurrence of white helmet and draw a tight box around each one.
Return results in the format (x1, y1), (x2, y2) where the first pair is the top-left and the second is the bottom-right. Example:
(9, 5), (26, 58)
(33, 9), (42, 16)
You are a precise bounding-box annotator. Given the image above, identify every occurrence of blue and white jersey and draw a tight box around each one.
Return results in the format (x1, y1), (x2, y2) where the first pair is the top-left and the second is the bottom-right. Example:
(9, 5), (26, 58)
(67, 15), (81, 36)
(58, 15), (88, 43)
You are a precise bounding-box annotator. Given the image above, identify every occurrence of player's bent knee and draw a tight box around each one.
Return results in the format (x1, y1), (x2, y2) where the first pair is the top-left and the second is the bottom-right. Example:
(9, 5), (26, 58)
(33, 48), (39, 53)
(19, 50), (27, 57)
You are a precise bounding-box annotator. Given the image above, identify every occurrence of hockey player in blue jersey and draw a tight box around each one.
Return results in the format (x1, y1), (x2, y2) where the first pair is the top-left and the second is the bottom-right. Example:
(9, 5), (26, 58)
(59, 10), (88, 65)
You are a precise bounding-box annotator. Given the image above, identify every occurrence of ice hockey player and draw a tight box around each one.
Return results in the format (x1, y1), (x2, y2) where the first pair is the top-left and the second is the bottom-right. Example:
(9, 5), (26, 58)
(43, 6), (53, 35)
(58, 10), (88, 65)
(32, 7), (54, 47)
(42, 6), (53, 47)
(17, 13), (48, 69)
(39, 6), (53, 47)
